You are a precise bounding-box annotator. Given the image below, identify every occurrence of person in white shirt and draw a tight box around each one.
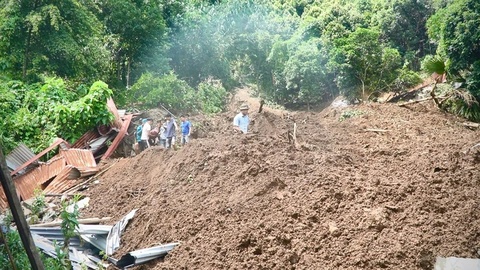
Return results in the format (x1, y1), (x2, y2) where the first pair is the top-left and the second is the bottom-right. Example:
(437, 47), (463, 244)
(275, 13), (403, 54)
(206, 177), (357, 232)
(233, 104), (250, 134)
(140, 118), (152, 151)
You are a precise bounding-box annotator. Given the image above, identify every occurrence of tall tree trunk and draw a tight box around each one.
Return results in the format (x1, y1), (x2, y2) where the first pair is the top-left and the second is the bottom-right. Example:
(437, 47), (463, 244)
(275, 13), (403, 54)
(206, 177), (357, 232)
(22, 28), (32, 80)
(126, 57), (131, 88)
(22, 0), (40, 80)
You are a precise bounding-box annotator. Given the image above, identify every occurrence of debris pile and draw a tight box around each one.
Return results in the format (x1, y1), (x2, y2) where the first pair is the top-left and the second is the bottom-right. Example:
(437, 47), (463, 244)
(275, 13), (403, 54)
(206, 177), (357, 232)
(82, 91), (480, 269)
(27, 208), (178, 269)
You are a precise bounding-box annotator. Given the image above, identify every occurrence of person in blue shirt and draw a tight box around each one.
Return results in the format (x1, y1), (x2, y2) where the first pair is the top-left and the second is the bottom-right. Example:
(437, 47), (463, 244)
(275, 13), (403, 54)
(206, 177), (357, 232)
(180, 114), (192, 145)
(233, 104), (250, 134)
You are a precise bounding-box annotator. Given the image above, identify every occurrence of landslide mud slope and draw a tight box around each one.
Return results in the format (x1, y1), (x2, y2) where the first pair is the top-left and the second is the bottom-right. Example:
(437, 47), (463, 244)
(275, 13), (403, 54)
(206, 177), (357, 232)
(84, 96), (480, 270)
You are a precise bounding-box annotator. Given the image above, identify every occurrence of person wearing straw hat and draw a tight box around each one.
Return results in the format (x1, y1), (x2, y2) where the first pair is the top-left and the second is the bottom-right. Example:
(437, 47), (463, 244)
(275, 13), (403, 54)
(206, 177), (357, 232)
(233, 104), (250, 134)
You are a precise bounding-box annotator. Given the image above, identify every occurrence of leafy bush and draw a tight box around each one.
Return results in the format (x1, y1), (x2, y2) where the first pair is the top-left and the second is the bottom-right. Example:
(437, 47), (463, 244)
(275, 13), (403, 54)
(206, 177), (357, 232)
(421, 55), (446, 75)
(339, 109), (364, 121)
(0, 223), (63, 269)
(392, 68), (423, 92)
(441, 89), (480, 122)
(129, 72), (197, 113)
(0, 77), (113, 153)
(197, 79), (228, 114)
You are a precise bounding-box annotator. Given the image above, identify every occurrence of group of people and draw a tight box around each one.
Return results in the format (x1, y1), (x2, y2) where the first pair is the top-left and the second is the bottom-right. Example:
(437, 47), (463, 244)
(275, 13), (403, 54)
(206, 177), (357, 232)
(134, 103), (251, 153)
(135, 113), (192, 152)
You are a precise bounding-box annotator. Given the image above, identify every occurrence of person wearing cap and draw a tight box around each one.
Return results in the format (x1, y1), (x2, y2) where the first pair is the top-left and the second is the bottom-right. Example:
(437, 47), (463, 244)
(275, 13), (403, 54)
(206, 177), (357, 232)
(233, 104), (250, 134)
(140, 118), (153, 151)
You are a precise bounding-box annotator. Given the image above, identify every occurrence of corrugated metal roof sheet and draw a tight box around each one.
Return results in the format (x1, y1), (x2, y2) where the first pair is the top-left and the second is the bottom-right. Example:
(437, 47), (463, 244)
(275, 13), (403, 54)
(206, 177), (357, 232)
(6, 143), (37, 172)
(71, 129), (101, 149)
(107, 97), (124, 130)
(102, 114), (133, 160)
(13, 169), (42, 200)
(36, 156), (67, 184)
(0, 188), (7, 209)
(10, 138), (67, 176)
(87, 135), (113, 154)
(76, 167), (100, 178)
(60, 149), (97, 168)
(9, 156), (66, 200)
(43, 166), (81, 194)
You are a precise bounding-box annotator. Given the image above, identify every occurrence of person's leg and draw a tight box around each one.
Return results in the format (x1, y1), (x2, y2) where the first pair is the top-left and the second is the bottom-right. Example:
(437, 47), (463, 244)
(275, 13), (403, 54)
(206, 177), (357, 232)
(181, 135), (186, 145)
(185, 135), (190, 144)
(166, 137), (172, 148)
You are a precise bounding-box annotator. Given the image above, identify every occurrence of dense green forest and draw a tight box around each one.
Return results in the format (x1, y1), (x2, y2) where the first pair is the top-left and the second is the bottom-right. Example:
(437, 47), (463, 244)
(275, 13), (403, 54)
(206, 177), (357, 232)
(0, 0), (479, 152)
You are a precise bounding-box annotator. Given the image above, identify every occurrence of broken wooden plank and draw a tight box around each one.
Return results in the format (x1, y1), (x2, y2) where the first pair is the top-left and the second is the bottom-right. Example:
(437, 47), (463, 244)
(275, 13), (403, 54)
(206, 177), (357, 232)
(365, 128), (389, 133)
(463, 122), (480, 129)
(30, 217), (112, 227)
(398, 97), (433, 107)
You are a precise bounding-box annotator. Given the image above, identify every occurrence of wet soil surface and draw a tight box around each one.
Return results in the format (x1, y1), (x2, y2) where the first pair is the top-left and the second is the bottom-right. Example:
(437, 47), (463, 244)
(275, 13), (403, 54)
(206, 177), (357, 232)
(83, 90), (480, 270)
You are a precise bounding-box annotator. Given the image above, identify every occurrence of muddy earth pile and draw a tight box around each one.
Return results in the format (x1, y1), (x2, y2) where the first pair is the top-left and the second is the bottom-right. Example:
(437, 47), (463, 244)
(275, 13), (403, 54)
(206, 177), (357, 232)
(83, 92), (480, 269)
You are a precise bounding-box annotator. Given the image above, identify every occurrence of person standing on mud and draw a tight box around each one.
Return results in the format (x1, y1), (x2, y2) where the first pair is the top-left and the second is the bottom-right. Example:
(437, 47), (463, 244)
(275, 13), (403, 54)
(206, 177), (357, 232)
(180, 114), (192, 145)
(233, 104), (250, 134)
(159, 120), (167, 148)
(141, 118), (153, 150)
(165, 113), (178, 148)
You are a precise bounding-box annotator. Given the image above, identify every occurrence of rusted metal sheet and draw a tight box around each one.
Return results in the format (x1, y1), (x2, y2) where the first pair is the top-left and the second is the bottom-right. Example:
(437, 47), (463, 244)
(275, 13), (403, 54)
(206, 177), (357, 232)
(71, 129), (101, 149)
(13, 169), (42, 200)
(60, 149), (97, 168)
(11, 156), (66, 200)
(10, 138), (67, 176)
(6, 143), (37, 172)
(102, 114), (133, 160)
(76, 167), (100, 178)
(0, 187), (7, 209)
(107, 97), (123, 130)
(88, 135), (114, 154)
(37, 156), (67, 184)
(43, 166), (81, 194)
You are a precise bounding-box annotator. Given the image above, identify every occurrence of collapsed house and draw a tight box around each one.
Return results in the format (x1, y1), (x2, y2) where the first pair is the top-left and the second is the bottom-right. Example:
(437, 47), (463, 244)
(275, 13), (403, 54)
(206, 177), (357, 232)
(0, 98), (135, 209)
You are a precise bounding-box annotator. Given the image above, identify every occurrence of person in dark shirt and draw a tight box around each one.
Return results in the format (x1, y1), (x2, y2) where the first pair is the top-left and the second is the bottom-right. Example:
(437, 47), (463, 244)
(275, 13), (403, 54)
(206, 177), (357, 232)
(165, 113), (178, 149)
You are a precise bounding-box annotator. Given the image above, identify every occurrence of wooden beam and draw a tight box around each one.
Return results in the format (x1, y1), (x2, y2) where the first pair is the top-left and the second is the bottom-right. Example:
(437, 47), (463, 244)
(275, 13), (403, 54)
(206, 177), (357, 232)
(365, 128), (389, 133)
(0, 147), (45, 270)
(30, 217), (112, 227)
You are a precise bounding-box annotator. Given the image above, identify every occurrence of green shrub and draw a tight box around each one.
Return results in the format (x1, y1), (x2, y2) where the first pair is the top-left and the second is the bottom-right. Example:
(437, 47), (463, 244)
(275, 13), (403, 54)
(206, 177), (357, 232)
(197, 79), (228, 114)
(339, 109), (364, 121)
(129, 72), (197, 112)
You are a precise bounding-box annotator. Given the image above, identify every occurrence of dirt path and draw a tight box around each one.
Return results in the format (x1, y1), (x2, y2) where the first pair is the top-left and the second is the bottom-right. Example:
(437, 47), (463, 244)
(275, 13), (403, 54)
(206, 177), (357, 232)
(83, 89), (480, 269)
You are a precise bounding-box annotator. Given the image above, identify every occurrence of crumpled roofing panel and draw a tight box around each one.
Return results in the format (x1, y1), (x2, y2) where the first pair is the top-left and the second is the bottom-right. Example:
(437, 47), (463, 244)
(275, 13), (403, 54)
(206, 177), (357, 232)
(60, 149), (97, 168)
(9, 156), (66, 200)
(5, 143), (37, 172)
(71, 129), (101, 149)
(42, 165), (81, 194)
(0, 188), (7, 209)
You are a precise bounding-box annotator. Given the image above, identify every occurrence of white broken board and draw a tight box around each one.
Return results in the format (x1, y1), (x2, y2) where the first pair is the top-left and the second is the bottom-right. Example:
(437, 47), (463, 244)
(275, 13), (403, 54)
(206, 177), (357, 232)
(435, 257), (480, 270)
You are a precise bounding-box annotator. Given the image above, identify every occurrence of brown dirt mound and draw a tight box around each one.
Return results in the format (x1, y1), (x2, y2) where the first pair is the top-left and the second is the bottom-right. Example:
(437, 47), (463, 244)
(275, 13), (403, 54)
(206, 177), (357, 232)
(83, 94), (480, 270)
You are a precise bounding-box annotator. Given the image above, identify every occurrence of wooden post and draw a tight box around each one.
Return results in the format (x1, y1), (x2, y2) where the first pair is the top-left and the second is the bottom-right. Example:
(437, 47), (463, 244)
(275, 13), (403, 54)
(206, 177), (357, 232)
(0, 148), (44, 270)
